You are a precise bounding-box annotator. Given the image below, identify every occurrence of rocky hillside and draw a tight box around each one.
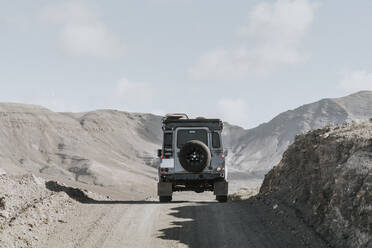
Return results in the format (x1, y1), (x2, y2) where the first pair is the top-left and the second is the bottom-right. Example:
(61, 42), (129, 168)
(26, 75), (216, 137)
(0, 174), (76, 248)
(0, 103), (161, 189)
(259, 122), (372, 248)
(227, 91), (372, 178)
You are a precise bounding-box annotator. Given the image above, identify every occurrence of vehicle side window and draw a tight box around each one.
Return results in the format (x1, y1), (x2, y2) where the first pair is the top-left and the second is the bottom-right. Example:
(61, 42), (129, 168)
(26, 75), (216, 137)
(212, 132), (221, 148)
(164, 133), (172, 148)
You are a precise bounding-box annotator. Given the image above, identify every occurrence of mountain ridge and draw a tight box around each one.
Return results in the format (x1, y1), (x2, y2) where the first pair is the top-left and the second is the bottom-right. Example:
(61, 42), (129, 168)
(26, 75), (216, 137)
(0, 91), (371, 187)
(226, 90), (372, 177)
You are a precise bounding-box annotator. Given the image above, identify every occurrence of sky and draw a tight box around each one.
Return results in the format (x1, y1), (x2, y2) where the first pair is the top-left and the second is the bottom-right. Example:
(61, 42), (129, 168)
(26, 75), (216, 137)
(0, 0), (372, 128)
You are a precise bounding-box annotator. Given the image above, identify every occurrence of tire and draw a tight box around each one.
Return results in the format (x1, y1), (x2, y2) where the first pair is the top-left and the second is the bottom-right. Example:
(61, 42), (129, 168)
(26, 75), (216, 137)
(159, 196), (172, 203)
(178, 140), (211, 172)
(216, 195), (228, 203)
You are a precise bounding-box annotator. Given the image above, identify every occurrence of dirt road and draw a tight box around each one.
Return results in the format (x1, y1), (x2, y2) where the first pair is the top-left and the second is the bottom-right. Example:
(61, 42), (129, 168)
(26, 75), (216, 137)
(42, 183), (328, 248)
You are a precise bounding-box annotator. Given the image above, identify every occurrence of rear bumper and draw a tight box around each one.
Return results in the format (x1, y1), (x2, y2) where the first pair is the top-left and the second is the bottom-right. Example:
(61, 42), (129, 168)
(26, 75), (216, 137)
(158, 179), (228, 195)
(159, 173), (227, 193)
(160, 172), (225, 182)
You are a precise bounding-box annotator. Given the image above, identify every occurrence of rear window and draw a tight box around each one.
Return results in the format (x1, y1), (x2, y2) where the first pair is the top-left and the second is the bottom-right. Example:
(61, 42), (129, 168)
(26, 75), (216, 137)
(177, 129), (208, 148)
(212, 132), (221, 148)
(164, 133), (172, 148)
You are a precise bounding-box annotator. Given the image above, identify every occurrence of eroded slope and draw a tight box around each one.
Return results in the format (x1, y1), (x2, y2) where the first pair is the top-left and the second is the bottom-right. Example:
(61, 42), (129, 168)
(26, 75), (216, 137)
(260, 122), (372, 248)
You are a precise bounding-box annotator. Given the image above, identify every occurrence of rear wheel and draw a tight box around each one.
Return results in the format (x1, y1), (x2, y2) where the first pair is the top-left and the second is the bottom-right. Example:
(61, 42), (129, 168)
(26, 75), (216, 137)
(216, 195), (227, 203)
(159, 196), (172, 203)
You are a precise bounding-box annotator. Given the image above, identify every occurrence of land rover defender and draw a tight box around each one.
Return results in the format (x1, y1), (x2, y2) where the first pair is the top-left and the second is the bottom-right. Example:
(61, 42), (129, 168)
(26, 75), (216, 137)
(157, 114), (228, 202)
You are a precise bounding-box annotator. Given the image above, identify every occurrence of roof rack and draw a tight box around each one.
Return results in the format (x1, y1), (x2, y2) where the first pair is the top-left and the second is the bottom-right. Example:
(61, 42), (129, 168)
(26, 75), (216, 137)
(164, 113), (189, 120)
(162, 114), (223, 131)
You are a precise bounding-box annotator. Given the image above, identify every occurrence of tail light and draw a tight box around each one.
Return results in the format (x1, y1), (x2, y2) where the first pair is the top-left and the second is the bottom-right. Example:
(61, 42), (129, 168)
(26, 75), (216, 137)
(221, 154), (225, 159)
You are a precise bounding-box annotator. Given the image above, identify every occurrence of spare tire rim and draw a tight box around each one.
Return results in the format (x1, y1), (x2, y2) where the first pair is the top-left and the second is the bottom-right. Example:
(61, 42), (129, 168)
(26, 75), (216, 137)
(185, 148), (205, 165)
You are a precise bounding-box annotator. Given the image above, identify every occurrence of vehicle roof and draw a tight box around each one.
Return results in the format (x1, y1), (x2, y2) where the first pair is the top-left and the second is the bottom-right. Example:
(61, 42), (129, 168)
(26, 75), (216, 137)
(162, 118), (223, 131)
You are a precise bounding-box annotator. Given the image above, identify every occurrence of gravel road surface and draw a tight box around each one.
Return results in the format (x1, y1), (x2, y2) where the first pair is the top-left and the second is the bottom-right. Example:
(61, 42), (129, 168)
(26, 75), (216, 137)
(42, 184), (328, 248)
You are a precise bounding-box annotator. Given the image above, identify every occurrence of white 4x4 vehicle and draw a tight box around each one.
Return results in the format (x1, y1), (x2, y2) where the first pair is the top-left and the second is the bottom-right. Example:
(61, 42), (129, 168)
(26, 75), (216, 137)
(157, 114), (228, 202)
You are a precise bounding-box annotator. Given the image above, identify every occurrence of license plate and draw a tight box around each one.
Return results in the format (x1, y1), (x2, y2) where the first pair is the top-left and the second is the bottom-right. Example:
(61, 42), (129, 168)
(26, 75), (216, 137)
(160, 158), (174, 168)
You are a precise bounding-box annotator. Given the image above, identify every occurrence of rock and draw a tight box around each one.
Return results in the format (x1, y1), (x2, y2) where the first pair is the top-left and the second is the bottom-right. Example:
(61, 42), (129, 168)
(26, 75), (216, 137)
(260, 122), (372, 248)
(31, 174), (45, 187)
(0, 168), (6, 176)
(0, 197), (5, 210)
(0, 210), (10, 218)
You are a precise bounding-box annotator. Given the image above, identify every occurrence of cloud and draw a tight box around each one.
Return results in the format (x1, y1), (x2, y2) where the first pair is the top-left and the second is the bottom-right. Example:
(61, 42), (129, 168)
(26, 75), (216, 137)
(59, 24), (123, 57)
(190, 0), (318, 80)
(339, 70), (372, 93)
(112, 78), (156, 112)
(217, 98), (249, 127)
(41, 1), (124, 57)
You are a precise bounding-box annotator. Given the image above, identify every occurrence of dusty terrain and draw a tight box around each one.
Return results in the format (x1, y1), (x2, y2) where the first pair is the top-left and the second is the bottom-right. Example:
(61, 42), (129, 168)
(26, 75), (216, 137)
(0, 174), (328, 248)
(0, 102), (260, 191)
(0, 93), (371, 247)
(0, 175), (76, 248)
(0, 103), (162, 189)
(260, 121), (372, 248)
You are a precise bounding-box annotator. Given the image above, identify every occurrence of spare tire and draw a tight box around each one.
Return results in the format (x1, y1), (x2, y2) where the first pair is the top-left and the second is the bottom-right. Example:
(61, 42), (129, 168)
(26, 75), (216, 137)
(178, 140), (211, 172)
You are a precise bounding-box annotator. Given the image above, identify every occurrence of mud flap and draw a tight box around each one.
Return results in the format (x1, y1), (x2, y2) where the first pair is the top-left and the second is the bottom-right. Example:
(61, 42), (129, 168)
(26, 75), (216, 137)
(214, 180), (228, 196)
(158, 182), (172, 196)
